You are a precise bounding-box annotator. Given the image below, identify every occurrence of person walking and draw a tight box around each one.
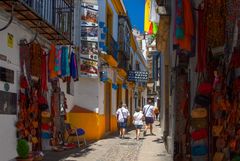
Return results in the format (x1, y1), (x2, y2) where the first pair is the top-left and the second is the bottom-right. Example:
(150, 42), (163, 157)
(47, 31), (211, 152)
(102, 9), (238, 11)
(116, 103), (130, 139)
(154, 106), (159, 121)
(133, 107), (144, 140)
(143, 100), (155, 136)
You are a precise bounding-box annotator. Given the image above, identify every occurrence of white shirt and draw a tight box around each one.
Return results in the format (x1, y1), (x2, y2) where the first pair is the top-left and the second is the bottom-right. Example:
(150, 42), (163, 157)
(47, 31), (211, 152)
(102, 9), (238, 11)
(116, 107), (130, 123)
(133, 112), (144, 125)
(143, 104), (154, 117)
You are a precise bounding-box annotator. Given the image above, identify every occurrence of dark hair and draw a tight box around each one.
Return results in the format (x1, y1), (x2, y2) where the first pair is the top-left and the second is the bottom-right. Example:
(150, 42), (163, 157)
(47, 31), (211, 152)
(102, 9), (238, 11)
(135, 107), (140, 112)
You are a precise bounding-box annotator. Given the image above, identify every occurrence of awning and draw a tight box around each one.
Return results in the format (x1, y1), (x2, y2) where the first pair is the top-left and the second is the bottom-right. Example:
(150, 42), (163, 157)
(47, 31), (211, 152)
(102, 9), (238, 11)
(100, 53), (118, 68)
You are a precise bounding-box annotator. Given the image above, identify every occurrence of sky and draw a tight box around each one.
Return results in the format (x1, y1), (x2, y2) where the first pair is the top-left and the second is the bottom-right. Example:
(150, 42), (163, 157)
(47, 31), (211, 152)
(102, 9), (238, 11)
(123, 0), (145, 33)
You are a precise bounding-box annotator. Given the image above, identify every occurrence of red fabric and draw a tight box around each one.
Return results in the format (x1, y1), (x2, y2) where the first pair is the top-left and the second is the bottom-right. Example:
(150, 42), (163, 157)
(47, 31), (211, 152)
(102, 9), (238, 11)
(191, 128), (208, 140)
(41, 123), (50, 131)
(38, 96), (47, 105)
(175, 0), (194, 51)
(20, 75), (28, 89)
(198, 82), (213, 95)
(196, 6), (207, 73)
(230, 48), (240, 68)
(41, 52), (48, 91)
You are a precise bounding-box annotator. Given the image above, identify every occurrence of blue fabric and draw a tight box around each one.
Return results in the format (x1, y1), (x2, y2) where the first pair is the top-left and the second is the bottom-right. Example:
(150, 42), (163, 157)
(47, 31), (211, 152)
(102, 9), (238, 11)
(41, 132), (51, 139)
(191, 145), (208, 156)
(61, 46), (70, 77)
(70, 52), (78, 80)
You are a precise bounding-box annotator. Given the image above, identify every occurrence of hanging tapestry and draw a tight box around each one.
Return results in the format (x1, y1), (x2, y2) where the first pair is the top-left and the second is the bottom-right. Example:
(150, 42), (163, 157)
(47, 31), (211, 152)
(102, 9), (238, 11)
(206, 0), (226, 48)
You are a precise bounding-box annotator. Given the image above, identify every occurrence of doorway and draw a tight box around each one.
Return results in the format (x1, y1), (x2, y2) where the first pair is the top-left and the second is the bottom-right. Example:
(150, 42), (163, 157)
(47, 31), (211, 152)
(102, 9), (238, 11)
(104, 82), (112, 133)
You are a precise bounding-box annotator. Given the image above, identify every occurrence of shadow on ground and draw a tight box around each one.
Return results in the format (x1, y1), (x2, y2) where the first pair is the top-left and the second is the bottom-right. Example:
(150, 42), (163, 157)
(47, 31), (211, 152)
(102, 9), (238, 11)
(43, 145), (96, 161)
(152, 138), (164, 143)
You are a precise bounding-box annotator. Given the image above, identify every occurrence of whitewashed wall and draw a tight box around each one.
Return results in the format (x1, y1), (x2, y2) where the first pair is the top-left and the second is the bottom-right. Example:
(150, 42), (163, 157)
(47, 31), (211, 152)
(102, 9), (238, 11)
(0, 12), (38, 161)
(73, 78), (99, 112)
(111, 88), (117, 115)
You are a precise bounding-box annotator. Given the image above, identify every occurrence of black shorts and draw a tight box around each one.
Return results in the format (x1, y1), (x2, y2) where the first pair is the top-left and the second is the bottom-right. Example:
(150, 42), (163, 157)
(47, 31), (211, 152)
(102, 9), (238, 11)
(145, 117), (154, 124)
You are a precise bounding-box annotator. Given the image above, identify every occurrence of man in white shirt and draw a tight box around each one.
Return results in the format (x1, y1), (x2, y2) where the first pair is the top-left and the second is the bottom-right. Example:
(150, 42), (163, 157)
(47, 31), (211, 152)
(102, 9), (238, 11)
(143, 100), (155, 136)
(116, 103), (130, 139)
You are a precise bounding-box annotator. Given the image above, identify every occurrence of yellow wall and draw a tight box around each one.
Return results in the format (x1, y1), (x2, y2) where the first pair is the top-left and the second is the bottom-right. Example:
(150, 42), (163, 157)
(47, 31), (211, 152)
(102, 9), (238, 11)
(67, 112), (118, 141)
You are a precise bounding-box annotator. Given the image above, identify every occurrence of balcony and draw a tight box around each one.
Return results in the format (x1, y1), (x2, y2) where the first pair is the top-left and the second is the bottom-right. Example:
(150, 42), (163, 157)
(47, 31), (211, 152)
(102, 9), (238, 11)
(0, 0), (73, 44)
(107, 34), (118, 61)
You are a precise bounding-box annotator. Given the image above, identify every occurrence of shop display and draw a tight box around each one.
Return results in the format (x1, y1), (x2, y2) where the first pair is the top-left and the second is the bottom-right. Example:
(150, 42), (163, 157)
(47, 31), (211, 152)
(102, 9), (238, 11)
(17, 41), (77, 160)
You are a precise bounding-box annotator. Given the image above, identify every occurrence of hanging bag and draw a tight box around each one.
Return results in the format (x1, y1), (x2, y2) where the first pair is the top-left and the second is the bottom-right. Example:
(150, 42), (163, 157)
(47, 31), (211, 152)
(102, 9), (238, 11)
(194, 95), (211, 107)
(191, 108), (207, 118)
(191, 128), (208, 140)
(191, 118), (208, 130)
(212, 125), (223, 136)
(198, 82), (213, 95)
(191, 145), (208, 156)
(213, 152), (224, 161)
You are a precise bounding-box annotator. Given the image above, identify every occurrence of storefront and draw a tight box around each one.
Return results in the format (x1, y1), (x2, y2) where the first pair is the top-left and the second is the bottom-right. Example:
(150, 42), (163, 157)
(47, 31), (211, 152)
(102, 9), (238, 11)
(172, 0), (240, 161)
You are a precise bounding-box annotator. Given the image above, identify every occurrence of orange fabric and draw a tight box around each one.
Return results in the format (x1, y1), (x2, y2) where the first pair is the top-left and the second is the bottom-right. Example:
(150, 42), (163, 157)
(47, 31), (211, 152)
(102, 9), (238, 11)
(49, 44), (57, 79)
(176, 0), (194, 51)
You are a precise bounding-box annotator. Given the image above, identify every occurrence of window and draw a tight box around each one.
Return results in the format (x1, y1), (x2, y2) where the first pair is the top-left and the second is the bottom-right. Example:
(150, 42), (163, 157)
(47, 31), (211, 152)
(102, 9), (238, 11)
(136, 62), (140, 71)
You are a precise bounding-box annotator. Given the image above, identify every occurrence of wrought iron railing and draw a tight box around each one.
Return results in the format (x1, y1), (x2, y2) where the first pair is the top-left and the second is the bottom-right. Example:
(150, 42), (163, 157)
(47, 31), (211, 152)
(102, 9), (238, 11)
(107, 34), (118, 60)
(21, 0), (73, 41)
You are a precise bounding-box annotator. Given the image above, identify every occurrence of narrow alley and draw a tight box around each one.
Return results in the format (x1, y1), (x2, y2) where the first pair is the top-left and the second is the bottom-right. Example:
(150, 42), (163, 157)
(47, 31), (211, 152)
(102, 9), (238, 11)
(43, 122), (172, 161)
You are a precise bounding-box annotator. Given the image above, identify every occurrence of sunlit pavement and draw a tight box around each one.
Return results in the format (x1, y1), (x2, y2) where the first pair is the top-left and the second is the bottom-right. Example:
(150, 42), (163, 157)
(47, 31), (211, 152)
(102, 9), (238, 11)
(43, 121), (172, 161)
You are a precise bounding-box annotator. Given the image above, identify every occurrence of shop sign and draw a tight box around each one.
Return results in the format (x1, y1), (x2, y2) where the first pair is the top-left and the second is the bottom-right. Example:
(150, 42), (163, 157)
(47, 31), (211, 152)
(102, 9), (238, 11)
(7, 33), (14, 48)
(127, 70), (149, 82)
(80, 2), (99, 78)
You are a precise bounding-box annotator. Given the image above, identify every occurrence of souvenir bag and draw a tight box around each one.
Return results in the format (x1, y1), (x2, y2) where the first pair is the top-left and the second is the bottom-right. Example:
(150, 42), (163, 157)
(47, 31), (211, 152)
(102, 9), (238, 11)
(194, 95), (211, 107)
(212, 125), (223, 136)
(191, 108), (207, 118)
(198, 82), (213, 95)
(213, 152), (224, 161)
(191, 118), (208, 130)
(192, 155), (208, 161)
(191, 145), (208, 156)
(191, 128), (208, 140)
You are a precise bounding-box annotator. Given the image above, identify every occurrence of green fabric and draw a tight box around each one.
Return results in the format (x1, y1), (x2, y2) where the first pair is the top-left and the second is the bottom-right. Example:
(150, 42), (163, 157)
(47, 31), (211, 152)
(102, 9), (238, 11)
(176, 28), (184, 39)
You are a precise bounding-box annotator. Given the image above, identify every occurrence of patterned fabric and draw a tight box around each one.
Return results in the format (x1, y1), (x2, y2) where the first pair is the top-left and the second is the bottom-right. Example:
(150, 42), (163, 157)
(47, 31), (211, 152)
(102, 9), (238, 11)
(175, 0), (184, 39)
(70, 52), (78, 80)
(175, 0), (194, 52)
(41, 52), (48, 91)
(55, 46), (62, 76)
(30, 43), (42, 78)
(49, 44), (58, 79)
(61, 46), (70, 77)
(206, 0), (226, 48)
(196, 5), (207, 73)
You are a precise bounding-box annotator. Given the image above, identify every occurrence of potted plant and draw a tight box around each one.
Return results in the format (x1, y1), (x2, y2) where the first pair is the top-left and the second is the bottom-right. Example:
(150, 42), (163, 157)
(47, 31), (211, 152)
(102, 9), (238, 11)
(16, 139), (33, 161)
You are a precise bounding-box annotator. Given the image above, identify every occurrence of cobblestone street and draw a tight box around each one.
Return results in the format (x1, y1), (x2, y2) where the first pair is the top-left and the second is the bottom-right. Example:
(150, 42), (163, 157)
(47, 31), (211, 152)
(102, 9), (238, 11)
(43, 122), (172, 161)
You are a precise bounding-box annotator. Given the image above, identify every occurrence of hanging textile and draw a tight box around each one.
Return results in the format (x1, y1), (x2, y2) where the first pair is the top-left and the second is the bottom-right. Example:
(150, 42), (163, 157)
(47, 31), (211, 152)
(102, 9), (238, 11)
(206, 0), (226, 48)
(175, 0), (184, 39)
(150, 0), (160, 23)
(49, 44), (58, 79)
(55, 46), (62, 76)
(70, 52), (78, 81)
(30, 43), (42, 78)
(196, 5), (207, 73)
(175, 0), (194, 52)
(144, 0), (151, 33)
(41, 51), (48, 91)
(225, 0), (237, 54)
(61, 46), (70, 77)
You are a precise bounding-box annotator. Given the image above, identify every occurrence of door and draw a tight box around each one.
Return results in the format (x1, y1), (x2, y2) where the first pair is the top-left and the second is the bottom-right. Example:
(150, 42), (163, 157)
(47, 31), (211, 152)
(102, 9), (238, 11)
(104, 82), (111, 133)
